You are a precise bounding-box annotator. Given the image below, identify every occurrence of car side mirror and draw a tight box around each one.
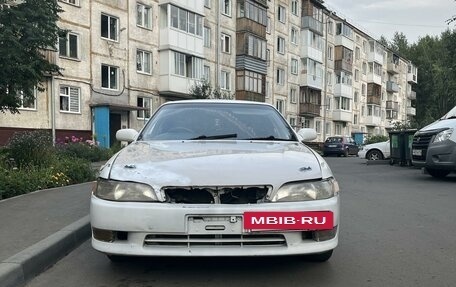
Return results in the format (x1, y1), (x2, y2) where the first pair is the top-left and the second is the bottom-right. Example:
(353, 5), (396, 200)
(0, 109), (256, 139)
(297, 128), (317, 141)
(116, 129), (138, 142)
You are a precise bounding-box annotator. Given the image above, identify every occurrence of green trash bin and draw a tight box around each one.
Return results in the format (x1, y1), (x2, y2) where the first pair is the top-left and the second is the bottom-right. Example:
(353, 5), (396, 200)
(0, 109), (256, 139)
(388, 129), (417, 166)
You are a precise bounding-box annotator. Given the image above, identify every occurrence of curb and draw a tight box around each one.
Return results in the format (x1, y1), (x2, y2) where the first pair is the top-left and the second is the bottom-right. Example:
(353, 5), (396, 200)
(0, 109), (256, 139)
(0, 215), (91, 287)
(365, 159), (390, 165)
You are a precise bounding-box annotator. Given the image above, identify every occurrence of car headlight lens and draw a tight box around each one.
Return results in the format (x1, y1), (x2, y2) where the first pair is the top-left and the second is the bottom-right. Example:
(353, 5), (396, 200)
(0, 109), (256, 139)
(433, 129), (453, 143)
(271, 178), (339, 202)
(94, 179), (158, 202)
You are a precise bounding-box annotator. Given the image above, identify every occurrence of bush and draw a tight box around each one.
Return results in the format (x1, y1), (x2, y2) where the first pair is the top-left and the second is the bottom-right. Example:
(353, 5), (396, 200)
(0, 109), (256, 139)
(57, 143), (112, 162)
(7, 130), (55, 168)
(364, 135), (389, 145)
(53, 156), (96, 184)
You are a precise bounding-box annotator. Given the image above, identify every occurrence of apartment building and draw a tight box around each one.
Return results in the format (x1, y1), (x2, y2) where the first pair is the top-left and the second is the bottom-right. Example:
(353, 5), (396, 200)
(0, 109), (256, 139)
(0, 0), (417, 146)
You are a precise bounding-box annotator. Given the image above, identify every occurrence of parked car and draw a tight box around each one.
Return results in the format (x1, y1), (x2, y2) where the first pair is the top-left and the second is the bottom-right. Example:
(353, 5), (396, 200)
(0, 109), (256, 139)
(91, 100), (340, 262)
(412, 105), (456, 178)
(322, 136), (359, 157)
(358, 141), (390, 160)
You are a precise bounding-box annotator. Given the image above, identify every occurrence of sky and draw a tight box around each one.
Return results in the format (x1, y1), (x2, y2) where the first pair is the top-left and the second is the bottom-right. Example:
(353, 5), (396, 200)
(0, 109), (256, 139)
(327, 0), (455, 44)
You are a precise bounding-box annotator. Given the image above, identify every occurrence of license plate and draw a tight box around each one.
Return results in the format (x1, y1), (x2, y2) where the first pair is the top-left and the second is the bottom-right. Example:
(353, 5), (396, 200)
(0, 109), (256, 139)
(328, 145), (336, 148)
(412, 149), (422, 156)
(243, 211), (333, 231)
(187, 215), (242, 234)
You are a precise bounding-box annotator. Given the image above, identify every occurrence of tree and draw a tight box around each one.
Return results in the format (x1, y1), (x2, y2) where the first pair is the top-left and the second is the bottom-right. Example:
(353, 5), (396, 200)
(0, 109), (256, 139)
(189, 80), (234, 100)
(0, 0), (61, 114)
(390, 32), (409, 56)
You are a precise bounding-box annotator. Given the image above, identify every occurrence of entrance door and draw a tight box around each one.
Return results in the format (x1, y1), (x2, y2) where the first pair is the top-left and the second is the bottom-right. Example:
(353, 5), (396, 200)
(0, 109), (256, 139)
(109, 113), (121, 147)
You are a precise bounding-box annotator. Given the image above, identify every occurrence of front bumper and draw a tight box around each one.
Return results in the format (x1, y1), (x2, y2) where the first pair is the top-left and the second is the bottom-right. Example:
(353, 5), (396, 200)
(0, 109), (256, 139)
(413, 140), (456, 170)
(90, 195), (340, 256)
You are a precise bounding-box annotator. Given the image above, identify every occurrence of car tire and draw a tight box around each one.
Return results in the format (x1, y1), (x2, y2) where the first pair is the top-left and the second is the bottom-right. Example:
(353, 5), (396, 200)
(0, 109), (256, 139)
(306, 250), (333, 262)
(343, 149), (349, 157)
(426, 168), (451, 178)
(107, 255), (128, 262)
(366, 150), (383, 161)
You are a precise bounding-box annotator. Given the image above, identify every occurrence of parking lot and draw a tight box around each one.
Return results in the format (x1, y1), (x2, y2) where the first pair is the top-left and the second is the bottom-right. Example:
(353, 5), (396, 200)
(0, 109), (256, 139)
(26, 156), (456, 287)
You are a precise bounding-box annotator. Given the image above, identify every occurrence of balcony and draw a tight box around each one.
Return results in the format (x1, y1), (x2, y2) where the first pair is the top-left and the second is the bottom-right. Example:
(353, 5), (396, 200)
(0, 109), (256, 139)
(237, 18), (266, 38)
(364, 115), (381, 127)
(235, 91), (265, 103)
(160, 27), (204, 57)
(159, 74), (199, 98)
(367, 95), (381, 105)
(299, 103), (321, 117)
(367, 73), (382, 85)
(386, 81), (399, 93)
(408, 90), (416, 100)
(368, 51), (384, 64)
(387, 62), (400, 74)
(300, 74), (323, 90)
(407, 64), (418, 84)
(334, 83), (353, 98)
(407, 107), (416, 116)
(334, 60), (353, 73)
(368, 41), (384, 64)
(334, 35), (354, 51)
(386, 101), (399, 111)
(301, 16), (323, 35)
(301, 46), (323, 63)
(332, 110), (352, 122)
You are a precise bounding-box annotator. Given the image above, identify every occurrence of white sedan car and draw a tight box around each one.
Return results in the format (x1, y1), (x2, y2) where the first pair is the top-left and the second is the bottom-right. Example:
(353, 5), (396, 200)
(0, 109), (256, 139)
(358, 140), (390, 160)
(91, 100), (340, 262)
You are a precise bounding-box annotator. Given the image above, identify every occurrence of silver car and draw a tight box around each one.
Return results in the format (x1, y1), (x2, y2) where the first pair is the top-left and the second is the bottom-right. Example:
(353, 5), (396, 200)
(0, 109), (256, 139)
(90, 100), (340, 262)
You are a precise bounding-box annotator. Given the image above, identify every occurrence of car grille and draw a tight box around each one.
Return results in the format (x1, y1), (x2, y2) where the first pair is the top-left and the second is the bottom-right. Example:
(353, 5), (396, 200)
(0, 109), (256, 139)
(144, 234), (287, 247)
(163, 186), (271, 204)
(412, 133), (434, 161)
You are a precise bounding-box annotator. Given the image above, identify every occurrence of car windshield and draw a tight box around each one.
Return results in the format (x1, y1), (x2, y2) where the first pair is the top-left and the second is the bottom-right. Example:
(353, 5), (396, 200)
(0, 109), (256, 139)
(325, 137), (343, 143)
(441, 106), (456, 120)
(139, 102), (296, 141)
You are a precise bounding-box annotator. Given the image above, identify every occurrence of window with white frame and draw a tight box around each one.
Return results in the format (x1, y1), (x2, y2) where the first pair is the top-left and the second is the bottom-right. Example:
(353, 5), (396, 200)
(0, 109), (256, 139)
(203, 65), (210, 82)
(59, 32), (78, 59)
(290, 88), (297, 103)
(60, 0), (78, 5)
(335, 96), (351, 110)
(278, 5), (286, 23)
(291, 58), (298, 75)
(315, 120), (321, 133)
(221, 33), (231, 53)
(354, 114), (358, 124)
(59, 86), (80, 113)
(203, 26), (211, 47)
(355, 69), (359, 82)
(355, 46), (360, 60)
(303, 119), (311, 128)
(174, 52), (185, 76)
(291, 0), (298, 15)
(326, 122), (331, 135)
(18, 90), (36, 110)
(289, 117), (296, 128)
(137, 3), (152, 29)
(136, 50), (152, 74)
(266, 17), (271, 33)
(276, 99), (285, 114)
(170, 5), (203, 36)
(101, 13), (118, 41)
(328, 45), (333, 60)
(101, 64), (118, 90)
(266, 49), (270, 66)
(236, 70), (263, 94)
(327, 71), (332, 86)
(335, 123), (342, 135)
(204, 0), (211, 8)
(328, 20), (334, 35)
(354, 91), (359, 102)
(173, 51), (203, 79)
(276, 68), (285, 85)
(137, 97), (151, 119)
(247, 35), (267, 60)
(220, 70), (231, 90)
(221, 0), (231, 16)
(291, 27), (298, 44)
(277, 36), (285, 54)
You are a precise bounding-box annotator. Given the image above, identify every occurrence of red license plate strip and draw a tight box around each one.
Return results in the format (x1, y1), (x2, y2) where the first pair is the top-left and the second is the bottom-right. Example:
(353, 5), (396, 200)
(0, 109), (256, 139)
(243, 211), (333, 231)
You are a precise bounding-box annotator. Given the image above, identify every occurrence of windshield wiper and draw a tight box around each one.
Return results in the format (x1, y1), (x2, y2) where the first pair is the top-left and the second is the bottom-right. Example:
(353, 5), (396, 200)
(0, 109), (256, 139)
(244, 135), (294, 141)
(189, 133), (238, 140)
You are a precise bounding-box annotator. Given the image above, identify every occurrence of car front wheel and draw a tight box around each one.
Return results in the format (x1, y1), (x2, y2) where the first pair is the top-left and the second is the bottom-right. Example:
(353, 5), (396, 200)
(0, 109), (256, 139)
(366, 150), (383, 161)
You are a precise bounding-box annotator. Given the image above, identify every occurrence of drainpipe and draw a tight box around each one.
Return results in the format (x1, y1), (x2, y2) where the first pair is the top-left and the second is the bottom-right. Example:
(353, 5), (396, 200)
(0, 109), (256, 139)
(322, 11), (333, 141)
(216, 0), (220, 88)
(51, 75), (56, 146)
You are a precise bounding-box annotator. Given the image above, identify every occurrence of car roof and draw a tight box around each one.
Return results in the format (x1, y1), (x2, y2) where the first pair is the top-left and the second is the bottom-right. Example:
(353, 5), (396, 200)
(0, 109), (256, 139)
(161, 99), (274, 107)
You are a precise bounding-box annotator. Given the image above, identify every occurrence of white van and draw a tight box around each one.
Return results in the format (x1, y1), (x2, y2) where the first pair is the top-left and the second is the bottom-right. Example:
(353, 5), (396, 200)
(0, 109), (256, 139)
(411, 106), (456, 178)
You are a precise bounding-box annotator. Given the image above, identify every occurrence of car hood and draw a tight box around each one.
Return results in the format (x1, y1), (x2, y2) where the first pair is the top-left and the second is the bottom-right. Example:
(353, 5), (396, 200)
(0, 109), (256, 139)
(419, 119), (456, 132)
(103, 141), (324, 189)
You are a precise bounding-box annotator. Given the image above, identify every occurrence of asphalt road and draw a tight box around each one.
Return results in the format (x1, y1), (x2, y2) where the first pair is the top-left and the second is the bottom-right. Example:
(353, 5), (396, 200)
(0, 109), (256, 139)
(26, 157), (456, 287)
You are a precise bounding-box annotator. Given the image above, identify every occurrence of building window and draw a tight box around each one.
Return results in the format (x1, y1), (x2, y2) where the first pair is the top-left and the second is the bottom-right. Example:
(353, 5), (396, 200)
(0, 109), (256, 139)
(327, 45), (333, 60)
(59, 86), (80, 113)
(335, 96), (351, 111)
(203, 26), (211, 47)
(354, 91), (359, 102)
(276, 99), (285, 114)
(266, 17), (271, 33)
(326, 122), (331, 135)
(170, 5), (203, 36)
(173, 52), (203, 79)
(137, 3), (152, 29)
(18, 90), (36, 110)
(277, 36), (285, 54)
(247, 35), (267, 60)
(354, 69), (359, 82)
(59, 32), (78, 59)
(315, 120), (321, 133)
(137, 97), (151, 119)
(276, 68), (285, 85)
(221, 0), (231, 16)
(291, 27), (298, 44)
(101, 64), (118, 90)
(303, 119), (311, 128)
(355, 46), (360, 60)
(236, 70), (263, 94)
(362, 62), (367, 75)
(290, 88), (297, 103)
(327, 71), (332, 86)
(265, 81), (270, 98)
(266, 49), (270, 66)
(291, 0), (298, 15)
(203, 65), (210, 83)
(204, 0), (211, 8)
(327, 20), (333, 35)
(354, 114), (358, 125)
(101, 13), (118, 41)
(136, 50), (152, 74)
(220, 70), (231, 90)
(221, 33), (231, 53)
(291, 58), (298, 75)
(60, 0), (78, 5)
(289, 117), (296, 128)
(278, 5), (286, 23)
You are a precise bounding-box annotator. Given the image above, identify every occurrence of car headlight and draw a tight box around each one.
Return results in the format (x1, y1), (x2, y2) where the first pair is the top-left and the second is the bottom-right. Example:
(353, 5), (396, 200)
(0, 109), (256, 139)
(94, 179), (158, 202)
(270, 178), (339, 202)
(433, 128), (453, 143)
